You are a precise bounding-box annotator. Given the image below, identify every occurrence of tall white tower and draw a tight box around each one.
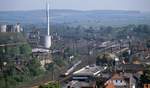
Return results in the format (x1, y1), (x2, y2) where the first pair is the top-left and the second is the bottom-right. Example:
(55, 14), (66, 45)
(44, 0), (52, 49)
(47, 0), (50, 36)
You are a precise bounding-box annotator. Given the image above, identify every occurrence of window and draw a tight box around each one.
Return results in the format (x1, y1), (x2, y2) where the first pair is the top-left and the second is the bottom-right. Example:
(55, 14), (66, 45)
(116, 80), (118, 83)
(120, 80), (122, 83)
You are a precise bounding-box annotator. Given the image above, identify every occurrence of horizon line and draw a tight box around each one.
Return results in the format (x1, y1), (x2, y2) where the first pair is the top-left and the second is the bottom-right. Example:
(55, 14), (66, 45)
(0, 9), (145, 12)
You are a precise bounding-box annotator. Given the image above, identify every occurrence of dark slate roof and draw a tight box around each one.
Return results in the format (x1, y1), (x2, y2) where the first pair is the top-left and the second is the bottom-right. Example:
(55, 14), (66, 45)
(116, 64), (144, 72)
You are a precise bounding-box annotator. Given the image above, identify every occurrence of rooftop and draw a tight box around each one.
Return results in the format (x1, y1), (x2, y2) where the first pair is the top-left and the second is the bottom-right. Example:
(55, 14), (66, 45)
(67, 81), (96, 88)
(116, 64), (144, 72)
(73, 65), (104, 76)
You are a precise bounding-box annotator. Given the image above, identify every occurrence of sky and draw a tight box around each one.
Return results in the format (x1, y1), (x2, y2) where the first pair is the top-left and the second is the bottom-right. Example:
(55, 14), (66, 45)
(0, 0), (150, 11)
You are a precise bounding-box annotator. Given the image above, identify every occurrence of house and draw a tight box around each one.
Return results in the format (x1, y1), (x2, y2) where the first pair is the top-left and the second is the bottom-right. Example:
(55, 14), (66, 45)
(104, 73), (138, 88)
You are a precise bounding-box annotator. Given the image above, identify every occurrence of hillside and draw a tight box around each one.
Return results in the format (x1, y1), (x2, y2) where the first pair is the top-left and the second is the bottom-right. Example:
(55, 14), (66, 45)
(0, 32), (26, 44)
(0, 10), (150, 26)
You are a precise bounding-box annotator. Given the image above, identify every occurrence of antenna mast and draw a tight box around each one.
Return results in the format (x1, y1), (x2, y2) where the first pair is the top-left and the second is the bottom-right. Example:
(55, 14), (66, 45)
(47, 0), (50, 36)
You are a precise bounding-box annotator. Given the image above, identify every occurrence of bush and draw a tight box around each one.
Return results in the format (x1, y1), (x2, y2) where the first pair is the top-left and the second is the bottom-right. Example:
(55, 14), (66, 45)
(27, 59), (44, 76)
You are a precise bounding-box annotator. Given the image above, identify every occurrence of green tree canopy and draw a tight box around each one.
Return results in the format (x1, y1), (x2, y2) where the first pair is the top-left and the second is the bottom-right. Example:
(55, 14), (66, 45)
(96, 53), (116, 66)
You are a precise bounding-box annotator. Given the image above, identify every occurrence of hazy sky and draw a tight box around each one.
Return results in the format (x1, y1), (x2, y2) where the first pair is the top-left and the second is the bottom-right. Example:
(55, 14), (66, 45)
(0, 0), (150, 11)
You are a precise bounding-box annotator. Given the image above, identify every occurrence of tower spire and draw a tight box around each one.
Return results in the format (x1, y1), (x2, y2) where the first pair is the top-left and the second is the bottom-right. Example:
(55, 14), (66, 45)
(47, 0), (50, 36)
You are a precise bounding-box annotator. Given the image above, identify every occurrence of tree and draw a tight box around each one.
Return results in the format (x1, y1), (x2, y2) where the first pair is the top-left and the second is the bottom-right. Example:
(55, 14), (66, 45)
(7, 46), (19, 55)
(27, 59), (44, 76)
(96, 53), (115, 66)
(20, 44), (32, 55)
(140, 65), (150, 83)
